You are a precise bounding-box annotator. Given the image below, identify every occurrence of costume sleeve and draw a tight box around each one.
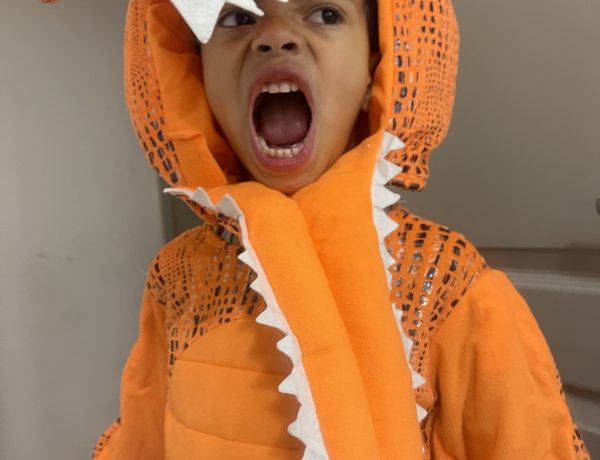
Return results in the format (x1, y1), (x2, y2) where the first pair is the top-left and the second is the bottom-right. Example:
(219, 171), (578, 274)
(92, 281), (168, 459)
(427, 269), (589, 459)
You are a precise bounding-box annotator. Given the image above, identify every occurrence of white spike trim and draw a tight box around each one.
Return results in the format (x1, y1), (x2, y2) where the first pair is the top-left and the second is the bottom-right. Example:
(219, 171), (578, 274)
(170, 0), (288, 44)
(164, 187), (329, 460)
(369, 132), (428, 425)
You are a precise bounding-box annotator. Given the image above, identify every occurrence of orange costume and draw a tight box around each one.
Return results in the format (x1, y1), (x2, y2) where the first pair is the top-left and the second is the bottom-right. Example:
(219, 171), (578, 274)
(41, 0), (589, 457)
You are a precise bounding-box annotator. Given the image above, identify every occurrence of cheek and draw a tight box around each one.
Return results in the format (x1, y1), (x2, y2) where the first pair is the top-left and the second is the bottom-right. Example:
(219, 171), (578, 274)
(201, 48), (243, 136)
(321, 55), (370, 134)
(201, 50), (224, 114)
(321, 39), (370, 112)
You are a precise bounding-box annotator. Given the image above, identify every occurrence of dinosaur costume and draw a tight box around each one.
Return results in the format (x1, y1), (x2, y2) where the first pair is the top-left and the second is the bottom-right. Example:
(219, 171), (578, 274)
(42, 0), (589, 457)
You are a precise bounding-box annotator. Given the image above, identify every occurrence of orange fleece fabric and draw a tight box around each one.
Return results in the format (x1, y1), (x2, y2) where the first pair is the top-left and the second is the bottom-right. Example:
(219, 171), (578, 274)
(39, 0), (591, 458)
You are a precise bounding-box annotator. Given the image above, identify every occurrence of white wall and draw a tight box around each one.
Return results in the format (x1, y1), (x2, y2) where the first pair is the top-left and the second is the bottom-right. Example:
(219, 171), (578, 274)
(406, 0), (600, 249)
(0, 1), (164, 459)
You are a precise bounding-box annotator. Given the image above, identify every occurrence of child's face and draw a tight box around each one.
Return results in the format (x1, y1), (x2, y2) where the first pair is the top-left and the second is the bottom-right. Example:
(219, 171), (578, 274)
(201, 0), (373, 194)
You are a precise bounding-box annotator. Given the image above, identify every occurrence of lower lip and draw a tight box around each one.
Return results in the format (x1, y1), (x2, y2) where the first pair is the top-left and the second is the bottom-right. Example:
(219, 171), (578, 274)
(249, 118), (315, 173)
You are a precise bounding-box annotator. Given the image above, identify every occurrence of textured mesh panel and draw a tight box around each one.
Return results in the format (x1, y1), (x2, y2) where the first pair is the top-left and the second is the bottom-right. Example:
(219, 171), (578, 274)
(91, 418), (121, 459)
(144, 225), (263, 373)
(386, 205), (487, 378)
(386, 205), (486, 458)
(385, 204), (590, 460)
(384, 0), (460, 191)
(557, 376), (592, 459)
(125, 0), (185, 187)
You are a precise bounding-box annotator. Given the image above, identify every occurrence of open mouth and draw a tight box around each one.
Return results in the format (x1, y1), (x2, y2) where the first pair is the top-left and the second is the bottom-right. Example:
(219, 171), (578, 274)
(253, 81), (312, 159)
(248, 70), (315, 172)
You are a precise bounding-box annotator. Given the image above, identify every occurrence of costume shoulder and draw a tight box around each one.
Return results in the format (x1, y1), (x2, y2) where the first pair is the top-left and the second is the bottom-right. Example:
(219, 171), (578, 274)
(92, 222), (270, 459)
(145, 222), (265, 370)
(144, 223), (220, 302)
(385, 204), (589, 459)
(385, 203), (488, 369)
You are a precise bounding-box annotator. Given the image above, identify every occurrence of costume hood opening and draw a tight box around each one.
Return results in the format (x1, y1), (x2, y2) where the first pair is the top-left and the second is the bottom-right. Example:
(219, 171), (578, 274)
(124, 0), (459, 192)
(43, 1), (463, 457)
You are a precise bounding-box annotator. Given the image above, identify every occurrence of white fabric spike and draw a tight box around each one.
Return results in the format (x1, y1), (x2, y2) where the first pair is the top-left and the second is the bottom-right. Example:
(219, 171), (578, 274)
(376, 186), (401, 210)
(387, 134), (405, 152)
(371, 131), (429, 436)
(287, 419), (300, 437)
(374, 209), (398, 237)
(382, 260), (395, 285)
(281, 337), (301, 363)
(240, 250), (261, 273)
(412, 371), (426, 389)
(164, 187), (193, 199)
(170, 0), (288, 44)
(217, 194), (243, 218)
(401, 334), (414, 362)
(276, 334), (295, 356)
(249, 276), (267, 296)
(393, 307), (404, 323)
(278, 373), (297, 395)
(373, 163), (401, 191)
(382, 251), (396, 270)
(191, 187), (215, 208)
(383, 270), (393, 287)
(237, 250), (253, 267)
(417, 405), (428, 423)
(296, 406), (329, 459)
(305, 447), (329, 460)
(255, 306), (281, 329)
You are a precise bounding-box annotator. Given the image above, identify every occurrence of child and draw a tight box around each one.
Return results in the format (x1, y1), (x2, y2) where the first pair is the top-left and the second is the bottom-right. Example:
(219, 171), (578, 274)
(79, 0), (590, 457)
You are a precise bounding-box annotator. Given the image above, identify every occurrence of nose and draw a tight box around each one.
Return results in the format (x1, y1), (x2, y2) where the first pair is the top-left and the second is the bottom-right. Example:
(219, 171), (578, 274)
(251, 18), (303, 56)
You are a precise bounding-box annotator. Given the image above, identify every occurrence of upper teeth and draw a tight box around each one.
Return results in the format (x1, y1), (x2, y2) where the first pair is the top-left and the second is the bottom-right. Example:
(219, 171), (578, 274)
(260, 80), (300, 94)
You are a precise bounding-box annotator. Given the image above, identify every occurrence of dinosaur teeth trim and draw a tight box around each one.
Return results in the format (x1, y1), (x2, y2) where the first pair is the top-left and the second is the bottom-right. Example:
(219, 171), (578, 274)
(288, 419), (300, 437)
(370, 131), (428, 426)
(276, 334), (296, 356)
(164, 186), (329, 459)
(255, 305), (285, 330)
(279, 368), (300, 395)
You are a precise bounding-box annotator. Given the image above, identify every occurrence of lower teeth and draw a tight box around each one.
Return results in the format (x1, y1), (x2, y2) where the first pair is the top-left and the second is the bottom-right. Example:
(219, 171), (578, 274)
(257, 134), (303, 159)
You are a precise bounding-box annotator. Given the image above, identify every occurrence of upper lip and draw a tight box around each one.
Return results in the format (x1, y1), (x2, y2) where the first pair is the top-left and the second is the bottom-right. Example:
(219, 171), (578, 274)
(247, 64), (315, 122)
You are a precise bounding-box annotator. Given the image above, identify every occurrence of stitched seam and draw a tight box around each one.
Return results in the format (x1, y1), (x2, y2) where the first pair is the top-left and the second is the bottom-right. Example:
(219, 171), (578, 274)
(176, 357), (289, 377)
(166, 406), (302, 451)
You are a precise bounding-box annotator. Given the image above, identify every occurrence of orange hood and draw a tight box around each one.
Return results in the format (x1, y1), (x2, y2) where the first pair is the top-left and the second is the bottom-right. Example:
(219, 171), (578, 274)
(125, 0), (459, 193)
(124, 0), (459, 457)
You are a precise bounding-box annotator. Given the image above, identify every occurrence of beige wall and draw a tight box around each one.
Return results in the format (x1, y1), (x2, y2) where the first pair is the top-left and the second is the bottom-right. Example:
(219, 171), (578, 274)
(405, 0), (600, 249)
(1, 1), (164, 459)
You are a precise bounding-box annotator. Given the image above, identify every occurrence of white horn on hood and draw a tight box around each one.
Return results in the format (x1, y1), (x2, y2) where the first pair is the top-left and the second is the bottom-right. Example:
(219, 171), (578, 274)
(170, 0), (288, 44)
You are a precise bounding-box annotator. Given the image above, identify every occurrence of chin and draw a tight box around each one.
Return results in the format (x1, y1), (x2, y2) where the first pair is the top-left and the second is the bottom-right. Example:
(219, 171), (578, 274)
(256, 174), (310, 195)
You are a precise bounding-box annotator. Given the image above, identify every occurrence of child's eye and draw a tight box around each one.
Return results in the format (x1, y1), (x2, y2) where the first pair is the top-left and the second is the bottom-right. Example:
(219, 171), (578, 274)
(306, 7), (343, 25)
(218, 9), (257, 27)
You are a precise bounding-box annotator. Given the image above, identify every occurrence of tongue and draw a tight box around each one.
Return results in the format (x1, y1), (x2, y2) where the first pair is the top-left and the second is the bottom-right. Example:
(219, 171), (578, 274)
(257, 93), (310, 146)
